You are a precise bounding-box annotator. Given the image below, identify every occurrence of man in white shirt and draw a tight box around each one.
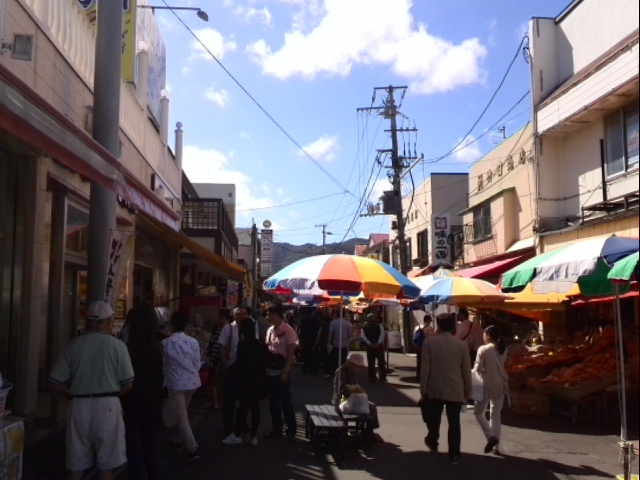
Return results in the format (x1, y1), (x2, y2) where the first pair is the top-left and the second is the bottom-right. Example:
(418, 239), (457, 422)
(327, 311), (352, 376)
(455, 308), (483, 364)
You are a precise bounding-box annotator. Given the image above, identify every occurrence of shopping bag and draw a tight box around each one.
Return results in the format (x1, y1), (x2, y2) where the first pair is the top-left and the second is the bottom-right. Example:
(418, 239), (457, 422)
(471, 370), (484, 402)
(340, 392), (370, 415)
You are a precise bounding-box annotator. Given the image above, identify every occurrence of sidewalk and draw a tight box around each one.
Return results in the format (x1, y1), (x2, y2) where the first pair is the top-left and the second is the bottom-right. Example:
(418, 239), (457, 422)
(23, 353), (639, 479)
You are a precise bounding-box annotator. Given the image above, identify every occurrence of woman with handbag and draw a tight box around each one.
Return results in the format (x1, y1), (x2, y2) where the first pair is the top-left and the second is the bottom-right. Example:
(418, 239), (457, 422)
(472, 325), (508, 455)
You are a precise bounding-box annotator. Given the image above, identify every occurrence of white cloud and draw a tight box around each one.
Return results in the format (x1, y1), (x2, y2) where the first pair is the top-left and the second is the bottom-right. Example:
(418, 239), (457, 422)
(204, 84), (230, 107)
(182, 145), (273, 214)
(298, 135), (340, 161)
(239, 131), (251, 140)
(234, 6), (273, 26)
(246, 0), (487, 94)
(452, 135), (482, 163)
(190, 28), (237, 61)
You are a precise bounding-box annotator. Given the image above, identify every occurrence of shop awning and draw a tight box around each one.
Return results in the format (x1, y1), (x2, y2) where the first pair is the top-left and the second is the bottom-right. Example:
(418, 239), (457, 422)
(461, 283), (574, 311)
(455, 254), (533, 279)
(570, 283), (639, 305)
(141, 214), (247, 282)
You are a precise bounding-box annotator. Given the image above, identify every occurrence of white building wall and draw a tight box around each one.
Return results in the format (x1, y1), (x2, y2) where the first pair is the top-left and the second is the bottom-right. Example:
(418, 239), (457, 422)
(555, 0), (638, 81)
(403, 174), (467, 268)
(192, 183), (236, 226)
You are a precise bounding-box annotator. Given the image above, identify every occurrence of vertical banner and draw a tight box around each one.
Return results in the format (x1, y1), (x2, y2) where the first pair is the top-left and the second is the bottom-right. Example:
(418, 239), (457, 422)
(76, 0), (136, 82)
(260, 229), (273, 276)
(432, 214), (451, 265)
(104, 231), (135, 308)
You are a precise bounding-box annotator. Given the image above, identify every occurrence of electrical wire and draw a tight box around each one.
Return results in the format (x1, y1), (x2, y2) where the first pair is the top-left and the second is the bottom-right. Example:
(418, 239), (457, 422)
(423, 35), (531, 167)
(160, 0), (355, 197)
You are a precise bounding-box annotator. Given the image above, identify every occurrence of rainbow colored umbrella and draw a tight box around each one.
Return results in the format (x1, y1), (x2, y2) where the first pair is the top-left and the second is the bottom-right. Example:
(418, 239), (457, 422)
(417, 277), (512, 305)
(263, 254), (420, 299)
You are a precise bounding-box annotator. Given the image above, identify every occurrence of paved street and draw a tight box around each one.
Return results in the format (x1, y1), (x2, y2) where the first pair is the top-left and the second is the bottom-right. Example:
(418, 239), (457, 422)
(24, 352), (638, 479)
(143, 353), (638, 479)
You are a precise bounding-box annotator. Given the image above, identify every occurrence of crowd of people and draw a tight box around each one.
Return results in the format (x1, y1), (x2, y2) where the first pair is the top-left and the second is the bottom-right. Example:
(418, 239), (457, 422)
(48, 299), (506, 477)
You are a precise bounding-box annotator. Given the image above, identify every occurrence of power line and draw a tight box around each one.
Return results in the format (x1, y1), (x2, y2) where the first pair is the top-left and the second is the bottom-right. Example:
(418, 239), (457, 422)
(160, 0), (355, 197)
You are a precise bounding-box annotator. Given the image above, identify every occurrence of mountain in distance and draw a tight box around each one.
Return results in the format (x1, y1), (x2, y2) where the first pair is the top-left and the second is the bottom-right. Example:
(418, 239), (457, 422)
(270, 237), (369, 273)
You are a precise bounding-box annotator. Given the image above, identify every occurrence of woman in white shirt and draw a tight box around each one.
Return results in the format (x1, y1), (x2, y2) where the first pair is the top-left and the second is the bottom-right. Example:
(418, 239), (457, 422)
(162, 311), (202, 462)
(472, 325), (508, 455)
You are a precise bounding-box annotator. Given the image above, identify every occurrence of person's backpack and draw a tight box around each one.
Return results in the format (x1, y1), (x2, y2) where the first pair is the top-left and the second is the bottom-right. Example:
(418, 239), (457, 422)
(412, 328), (425, 351)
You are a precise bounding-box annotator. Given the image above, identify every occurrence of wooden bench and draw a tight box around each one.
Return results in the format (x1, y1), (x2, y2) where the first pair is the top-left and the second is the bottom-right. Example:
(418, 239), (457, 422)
(305, 404), (347, 460)
(341, 412), (375, 451)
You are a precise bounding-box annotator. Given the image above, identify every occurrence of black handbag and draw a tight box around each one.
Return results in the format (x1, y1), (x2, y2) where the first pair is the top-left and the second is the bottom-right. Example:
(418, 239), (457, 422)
(266, 351), (286, 370)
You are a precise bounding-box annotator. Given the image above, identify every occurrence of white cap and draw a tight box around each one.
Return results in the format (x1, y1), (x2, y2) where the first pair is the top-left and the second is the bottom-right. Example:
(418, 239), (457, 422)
(86, 301), (113, 320)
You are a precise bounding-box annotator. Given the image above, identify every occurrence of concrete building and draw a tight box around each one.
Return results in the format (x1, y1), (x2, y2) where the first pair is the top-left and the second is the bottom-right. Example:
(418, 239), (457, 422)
(0, 0), (244, 440)
(529, 0), (639, 249)
(401, 173), (468, 277)
(457, 123), (536, 282)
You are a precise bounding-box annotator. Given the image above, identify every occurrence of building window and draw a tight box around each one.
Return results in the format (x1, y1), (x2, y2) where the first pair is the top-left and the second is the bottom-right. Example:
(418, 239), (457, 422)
(417, 228), (429, 260)
(472, 203), (492, 241)
(605, 102), (639, 177)
(66, 204), (89, 255)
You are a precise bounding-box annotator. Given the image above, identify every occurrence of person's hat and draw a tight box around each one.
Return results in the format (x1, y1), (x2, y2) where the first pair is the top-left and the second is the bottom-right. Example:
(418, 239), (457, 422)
(86, 301), (113, 320)
(347, 354), (365, 367)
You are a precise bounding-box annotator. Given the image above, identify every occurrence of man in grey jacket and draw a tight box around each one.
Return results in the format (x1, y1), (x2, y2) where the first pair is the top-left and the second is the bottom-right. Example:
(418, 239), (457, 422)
(419, 313), (472, 467)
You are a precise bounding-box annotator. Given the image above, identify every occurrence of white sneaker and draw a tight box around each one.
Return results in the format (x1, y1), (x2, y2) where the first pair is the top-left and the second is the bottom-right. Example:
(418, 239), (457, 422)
(248, 436), (258, 446)
(222, 433), (242, 445)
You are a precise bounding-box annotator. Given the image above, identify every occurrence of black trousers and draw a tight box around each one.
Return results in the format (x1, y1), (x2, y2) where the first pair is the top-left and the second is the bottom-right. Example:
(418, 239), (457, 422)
(366, 346), (386, 381)
(423, 399), (462, 460)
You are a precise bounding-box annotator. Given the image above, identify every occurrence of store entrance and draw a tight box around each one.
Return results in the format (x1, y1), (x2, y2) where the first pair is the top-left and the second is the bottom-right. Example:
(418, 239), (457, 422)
(36, 264), (86, 428)
(133, 264), (154, 308)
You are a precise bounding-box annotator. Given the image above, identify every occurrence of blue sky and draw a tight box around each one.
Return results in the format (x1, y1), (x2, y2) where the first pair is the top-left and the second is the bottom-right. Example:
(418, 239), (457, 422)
(151, 0), (566, 246)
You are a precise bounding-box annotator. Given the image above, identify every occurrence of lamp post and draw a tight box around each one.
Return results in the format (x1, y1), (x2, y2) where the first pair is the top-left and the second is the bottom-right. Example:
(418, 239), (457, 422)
(138, 5), (209, 22)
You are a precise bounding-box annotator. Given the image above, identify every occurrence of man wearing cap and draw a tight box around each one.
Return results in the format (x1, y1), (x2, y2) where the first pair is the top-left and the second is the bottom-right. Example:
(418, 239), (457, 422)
(360, 312), (387, 383)
(49, 301), (134, 480)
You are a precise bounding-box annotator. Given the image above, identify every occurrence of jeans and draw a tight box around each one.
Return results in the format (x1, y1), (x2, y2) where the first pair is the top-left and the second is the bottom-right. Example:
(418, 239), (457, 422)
(168, 389), (198, 453)
(366, 346), (387, 381)
(423, 399), (462, 459)
(266, 375), (296, 435)
(125, 415), (162, 480)
(474, 394), (504, 441)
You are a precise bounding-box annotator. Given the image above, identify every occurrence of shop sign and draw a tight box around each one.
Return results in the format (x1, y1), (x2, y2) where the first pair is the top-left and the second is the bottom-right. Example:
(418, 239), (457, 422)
(432, 214), (451, 264)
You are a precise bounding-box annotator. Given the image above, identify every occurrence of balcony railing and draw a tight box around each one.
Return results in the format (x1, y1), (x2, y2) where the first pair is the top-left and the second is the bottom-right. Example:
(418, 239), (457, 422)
(182, 199), (238, 251)
(463, 216), (493, 243)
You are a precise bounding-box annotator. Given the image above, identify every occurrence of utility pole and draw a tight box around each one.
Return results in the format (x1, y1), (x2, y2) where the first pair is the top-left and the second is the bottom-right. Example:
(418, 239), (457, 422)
(88, 0), (122, 305)
(358, 86), (419, 276)
(316, 223), (332, 254)
(358, 86), (420, 354)
(250, 220), (258, 310)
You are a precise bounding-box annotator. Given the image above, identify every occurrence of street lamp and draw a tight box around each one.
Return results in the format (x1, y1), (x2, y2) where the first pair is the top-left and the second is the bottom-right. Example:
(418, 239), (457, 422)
(138, 5), (209, 22)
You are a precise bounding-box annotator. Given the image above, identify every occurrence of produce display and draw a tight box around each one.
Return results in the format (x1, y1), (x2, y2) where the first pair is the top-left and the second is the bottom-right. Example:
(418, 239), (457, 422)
(505, 327), (615, 379)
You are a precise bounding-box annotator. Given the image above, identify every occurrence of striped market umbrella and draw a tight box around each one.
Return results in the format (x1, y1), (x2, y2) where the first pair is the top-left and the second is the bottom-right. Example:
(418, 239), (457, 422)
(607, 251), (639, 283)
(263, 254), (420, 300)
(417, 277), (512, 305)
(264, 254), (420, 373)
